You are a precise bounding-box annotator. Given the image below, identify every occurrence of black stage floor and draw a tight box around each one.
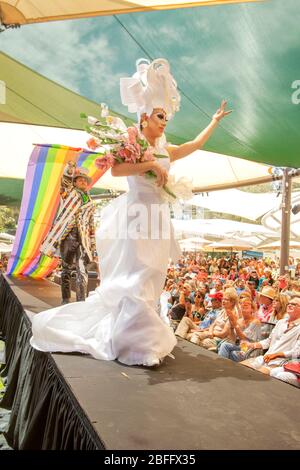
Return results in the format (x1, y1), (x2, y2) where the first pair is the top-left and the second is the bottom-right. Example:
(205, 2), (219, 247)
(3, 275), (300, 450)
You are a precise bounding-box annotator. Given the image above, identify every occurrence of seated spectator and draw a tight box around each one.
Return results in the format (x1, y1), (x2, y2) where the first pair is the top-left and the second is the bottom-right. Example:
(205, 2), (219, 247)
(190, 289), (238, 350)
(169, 299), (186, 324)
(183, 297), (194, 321)
(175, 292), (223, 341)
(227, 267), (238, 282)
(207, 279), (223, 305)
(270, 360), (300, 388)
(259, 268), (274, 288)
(218, 297), (261, 362)
(247, 270), (259, 289)
(235, 279), (246, 296)
(257, 286), (276, 322)
(191, 292), (206, 323)
(169, 284), (192, 328)
(170, 280), (184, 304)
(246, 280), (258, 302)
(241, 295), (300, 376)
(261, 293), (289, 338)
(238, 289), (253, 301)
(159, 280), (175, 325)
(277, 275), (288, 292)
(197, 267), (208, 282)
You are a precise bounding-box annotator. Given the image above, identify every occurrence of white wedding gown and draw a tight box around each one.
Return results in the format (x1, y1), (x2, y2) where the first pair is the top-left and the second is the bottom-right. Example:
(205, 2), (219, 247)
(30, 140), (180, 366)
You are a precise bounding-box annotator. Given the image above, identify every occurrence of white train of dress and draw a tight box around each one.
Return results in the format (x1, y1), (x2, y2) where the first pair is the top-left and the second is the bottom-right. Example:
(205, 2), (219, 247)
(30, 140), (180, 366)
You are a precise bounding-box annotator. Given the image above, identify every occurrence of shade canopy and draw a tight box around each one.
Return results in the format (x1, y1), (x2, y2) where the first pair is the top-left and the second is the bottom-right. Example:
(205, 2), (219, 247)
(0, 1), (262, 25)
(188, 189), (294, 221)
(261, 192), (300, 239)
(172, 218), (277, 240)
(1, 0), (300, 168)
(0, 122), (272, 197)
(0, 51), (134, 134)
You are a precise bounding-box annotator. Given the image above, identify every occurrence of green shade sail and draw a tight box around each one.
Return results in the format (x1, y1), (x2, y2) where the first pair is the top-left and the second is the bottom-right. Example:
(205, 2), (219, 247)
(0, 0), (299, 167)
(0, 52), (133, 130)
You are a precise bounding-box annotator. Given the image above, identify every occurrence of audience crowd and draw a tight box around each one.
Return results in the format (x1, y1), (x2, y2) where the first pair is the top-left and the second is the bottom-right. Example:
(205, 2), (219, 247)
(160, 253), (300, 388)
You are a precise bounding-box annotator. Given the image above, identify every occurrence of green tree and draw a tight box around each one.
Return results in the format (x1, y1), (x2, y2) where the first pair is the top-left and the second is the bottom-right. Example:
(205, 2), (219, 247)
(0, 206), (18, 233)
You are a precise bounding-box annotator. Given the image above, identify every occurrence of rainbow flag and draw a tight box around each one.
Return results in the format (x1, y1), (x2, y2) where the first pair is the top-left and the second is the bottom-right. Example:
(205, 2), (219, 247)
(7, 144), (106, 278)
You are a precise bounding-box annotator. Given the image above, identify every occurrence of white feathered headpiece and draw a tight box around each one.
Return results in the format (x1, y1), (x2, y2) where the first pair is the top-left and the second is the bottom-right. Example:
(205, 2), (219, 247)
(120, 58), (180, 121)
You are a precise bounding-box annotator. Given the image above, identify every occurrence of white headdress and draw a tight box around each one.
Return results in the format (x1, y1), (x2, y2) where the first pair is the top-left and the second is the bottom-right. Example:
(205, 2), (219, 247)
(120, 58), (180, 121)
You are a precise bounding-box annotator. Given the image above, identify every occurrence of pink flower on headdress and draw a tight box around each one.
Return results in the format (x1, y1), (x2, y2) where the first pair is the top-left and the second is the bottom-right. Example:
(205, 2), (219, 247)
(127, 126), (138, 144)
(95, 153), (115, 171)
(87, 137), (99, 151)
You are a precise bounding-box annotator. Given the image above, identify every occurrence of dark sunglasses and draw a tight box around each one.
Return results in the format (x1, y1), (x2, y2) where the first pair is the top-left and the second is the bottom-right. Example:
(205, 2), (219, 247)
(155, 113), (168, 122)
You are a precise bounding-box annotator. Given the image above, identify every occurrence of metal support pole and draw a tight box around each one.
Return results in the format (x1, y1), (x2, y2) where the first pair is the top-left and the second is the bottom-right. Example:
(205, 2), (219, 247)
(280, 168), (292, 276)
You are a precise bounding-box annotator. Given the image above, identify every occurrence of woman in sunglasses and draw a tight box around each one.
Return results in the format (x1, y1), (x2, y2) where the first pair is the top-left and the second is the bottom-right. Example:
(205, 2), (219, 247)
(31, 58), (231, 367)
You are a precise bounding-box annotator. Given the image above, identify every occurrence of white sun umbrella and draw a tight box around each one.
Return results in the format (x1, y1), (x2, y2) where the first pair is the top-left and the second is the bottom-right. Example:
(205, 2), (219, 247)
(179, 236), (211, 252)
(178, 236), (211, 244)
(0, 242), (13, 254)
(206, 237), (256, 252)
(257, 240), (300, 250)
(0, 232), (15, 242)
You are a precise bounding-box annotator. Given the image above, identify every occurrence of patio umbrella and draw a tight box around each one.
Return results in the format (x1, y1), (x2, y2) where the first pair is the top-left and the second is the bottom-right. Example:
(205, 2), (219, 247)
(179, 236), (211, 251)
(206, 238), (256, 252)
(0, 232), (15, 242)
(0, 242), (12, 253)
(258, 240), (300, 251)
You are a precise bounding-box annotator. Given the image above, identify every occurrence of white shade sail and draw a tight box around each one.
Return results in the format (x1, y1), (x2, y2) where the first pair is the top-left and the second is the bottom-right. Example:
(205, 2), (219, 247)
(188, 189), (281, 221)
(0, 123), (272, 192)
(262, 192), (300, 239)
(172, 218), (278, 240)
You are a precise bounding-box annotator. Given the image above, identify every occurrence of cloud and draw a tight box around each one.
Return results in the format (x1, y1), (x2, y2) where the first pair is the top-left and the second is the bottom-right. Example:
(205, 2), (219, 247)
(1, 18), (130, 112)
(0, 0), (298, 136)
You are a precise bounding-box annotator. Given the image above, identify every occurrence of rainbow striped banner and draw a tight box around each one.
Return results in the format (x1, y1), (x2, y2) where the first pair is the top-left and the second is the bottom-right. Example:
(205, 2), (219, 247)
(7, 144), (106, 278)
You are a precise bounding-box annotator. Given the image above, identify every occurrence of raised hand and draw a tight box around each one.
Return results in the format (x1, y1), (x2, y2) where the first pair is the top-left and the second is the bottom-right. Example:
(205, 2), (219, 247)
(212, 100), (232, 122)
(150, 162), (168, 187)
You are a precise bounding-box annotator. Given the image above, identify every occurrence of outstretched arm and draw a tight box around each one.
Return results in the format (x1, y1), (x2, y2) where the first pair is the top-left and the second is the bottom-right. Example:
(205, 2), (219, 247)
(167, 100), (232, 162)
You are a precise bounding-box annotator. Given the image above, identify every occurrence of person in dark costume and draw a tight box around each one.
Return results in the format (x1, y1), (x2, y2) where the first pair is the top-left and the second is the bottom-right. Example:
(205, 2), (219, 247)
(41, 162), (96, 304)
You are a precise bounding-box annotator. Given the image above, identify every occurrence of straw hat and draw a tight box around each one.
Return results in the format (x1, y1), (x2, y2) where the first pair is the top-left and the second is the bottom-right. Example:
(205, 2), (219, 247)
(260, 286), (276, 300)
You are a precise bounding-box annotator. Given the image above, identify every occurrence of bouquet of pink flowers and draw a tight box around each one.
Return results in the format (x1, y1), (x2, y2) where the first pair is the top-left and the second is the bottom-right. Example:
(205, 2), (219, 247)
(80, 106), (177, 200)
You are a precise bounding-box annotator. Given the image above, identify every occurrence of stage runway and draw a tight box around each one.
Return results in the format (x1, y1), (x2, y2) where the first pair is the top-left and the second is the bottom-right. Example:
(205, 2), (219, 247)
(0, 275), (300, 450)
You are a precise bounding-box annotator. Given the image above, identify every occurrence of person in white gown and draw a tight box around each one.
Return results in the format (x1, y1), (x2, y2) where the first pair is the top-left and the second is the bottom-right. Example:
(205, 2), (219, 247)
(30, 58), (231, 366)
